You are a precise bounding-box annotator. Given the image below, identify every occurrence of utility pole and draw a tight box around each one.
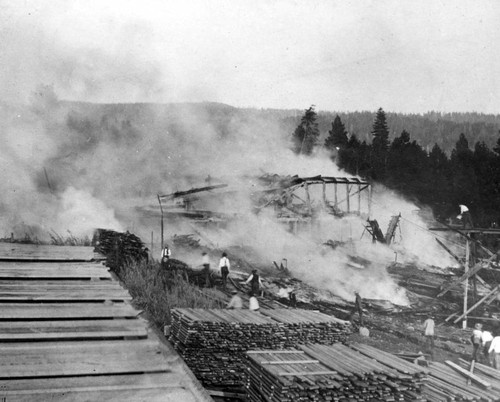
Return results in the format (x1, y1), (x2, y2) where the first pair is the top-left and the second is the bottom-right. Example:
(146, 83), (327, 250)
(463, 239), (470, 329)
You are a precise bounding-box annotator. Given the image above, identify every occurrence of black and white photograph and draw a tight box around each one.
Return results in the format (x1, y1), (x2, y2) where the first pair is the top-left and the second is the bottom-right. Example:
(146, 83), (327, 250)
(1, 0), (500, 400)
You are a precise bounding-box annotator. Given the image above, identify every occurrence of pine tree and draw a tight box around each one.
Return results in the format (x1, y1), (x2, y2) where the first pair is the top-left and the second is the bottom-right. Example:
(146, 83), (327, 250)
(291, 106), (319, 155)
(371, 107), (390, 152)
(369, 107), (390, 180)
(325, 115), (348, 152)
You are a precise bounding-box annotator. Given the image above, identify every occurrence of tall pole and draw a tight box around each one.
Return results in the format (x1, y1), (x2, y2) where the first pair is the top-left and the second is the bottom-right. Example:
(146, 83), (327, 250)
(157, 195), (164, 251)
(463, 239), (470, 329)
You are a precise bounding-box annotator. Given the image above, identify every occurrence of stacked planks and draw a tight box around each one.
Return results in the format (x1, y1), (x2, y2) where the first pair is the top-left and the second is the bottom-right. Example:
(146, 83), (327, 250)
(420, 358), (500, 402)
(169, 308), (351, 389)
(246, 343), (427, 402)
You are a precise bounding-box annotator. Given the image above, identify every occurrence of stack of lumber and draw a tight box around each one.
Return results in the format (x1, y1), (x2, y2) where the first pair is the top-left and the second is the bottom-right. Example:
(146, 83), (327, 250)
(246, 343), (427, 402)
(169, 308), (351, 388)
(92, 229), (146, 272)
(419, 358), (500, 401)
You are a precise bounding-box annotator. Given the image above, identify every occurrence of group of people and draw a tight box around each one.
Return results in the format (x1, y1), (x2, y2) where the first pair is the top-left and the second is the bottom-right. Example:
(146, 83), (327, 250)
(471, 323), (500, 369)
(422, 317), (500, 368)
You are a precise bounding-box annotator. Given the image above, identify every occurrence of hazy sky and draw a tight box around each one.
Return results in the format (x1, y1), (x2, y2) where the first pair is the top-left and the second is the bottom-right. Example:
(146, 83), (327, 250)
(1, 0), (499, 113)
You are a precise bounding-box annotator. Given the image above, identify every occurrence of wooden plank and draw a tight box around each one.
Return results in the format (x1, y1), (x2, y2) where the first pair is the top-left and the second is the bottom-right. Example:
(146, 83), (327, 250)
(444, 360), (491, 389)
(0, 372), (183, 392)
(0, 280), (121, 288)
(261, 360), (320, 365)
(0, 243), (102, 261)
(0, 262), (111, 279)
(0, 387), (197, 402)
(0, 319), (147, 340)
(0, 302), (138, 319)
(452, 285), (500, 323)
(437, 254), (497, 297)
(0, 340), (168, 378)
(0, 289), (132, 301)
(278, 370), (339, 376)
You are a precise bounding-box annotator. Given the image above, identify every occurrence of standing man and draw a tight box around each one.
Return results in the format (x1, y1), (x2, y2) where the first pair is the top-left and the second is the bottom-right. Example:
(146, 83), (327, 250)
(482, 328), (494, 366)
(458, 204), (473, 228)
(161, 244), (171, 267)
(423, 315), (435, 360)
(219, 252), (230, 289)
(245, 269), (263, 296)
(350, 291), (364, 326)
(201, 252), (211, 288)
(488, 332), (500, 369)
(471, 323), (483, 362)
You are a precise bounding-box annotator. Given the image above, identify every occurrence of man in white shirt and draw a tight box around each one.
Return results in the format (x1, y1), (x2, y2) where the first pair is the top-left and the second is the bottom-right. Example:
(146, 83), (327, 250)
(482, 329), (494, 366)
(458, 204), (473, 228)
(488, 333), (500, 369)
(423, 315), (435, 360)
(219, 252), (230, 289)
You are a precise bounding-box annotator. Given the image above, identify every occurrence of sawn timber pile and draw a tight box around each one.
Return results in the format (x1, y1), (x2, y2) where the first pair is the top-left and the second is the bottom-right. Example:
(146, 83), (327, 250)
(169, 308), (351, 389)
(246, 343), (427, 402)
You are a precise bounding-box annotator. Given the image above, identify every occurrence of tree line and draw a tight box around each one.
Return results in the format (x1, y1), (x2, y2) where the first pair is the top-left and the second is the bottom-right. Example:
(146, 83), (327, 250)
(292, 106), (500, 226)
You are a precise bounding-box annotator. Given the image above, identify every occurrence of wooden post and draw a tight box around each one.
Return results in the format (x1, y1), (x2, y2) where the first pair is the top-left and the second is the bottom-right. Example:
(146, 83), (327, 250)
(357, 184), (361, 215)
(368, 185), (372, 218)
(157, 195), (164, 251)
(463, 239), (470, 329)
(304, 183), (312, 215)
(334, 183), (338, 207)
(151, 231), (154, 258)
(345, 184), (350, 213)
(322, 181), (327, 208)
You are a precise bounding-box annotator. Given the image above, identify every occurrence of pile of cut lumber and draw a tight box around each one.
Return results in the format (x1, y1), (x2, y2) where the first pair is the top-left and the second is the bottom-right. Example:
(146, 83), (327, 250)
(169, 308), (351, 388)
(422, 358), (500, 401)
(92, 229), (146, 272)
(246, 343), (427, 401)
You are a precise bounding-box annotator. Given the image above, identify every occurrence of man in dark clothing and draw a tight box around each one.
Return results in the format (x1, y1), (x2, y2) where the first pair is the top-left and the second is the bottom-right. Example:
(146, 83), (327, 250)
(201, 252), (212, 288)
(245, 269), (262, 296)
(350, 291), (364, 326)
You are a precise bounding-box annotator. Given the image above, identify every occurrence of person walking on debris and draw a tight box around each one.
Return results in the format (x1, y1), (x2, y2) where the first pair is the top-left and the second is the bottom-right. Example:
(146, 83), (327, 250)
(423, 315), (435, 360)
(289, 287), (297, 308)
(201, 252), (212, 288)
(488, 332), (500, 369)
(471, 323), (483, 362)
(245, 269), (263, 297)
(226, 290), (243, 309)
(457, 204), (473, 228)
(219, 252), (230, 289)
(350, 291), (364, 326)
(482, 328), (494, 366)
(249, 294), (260, 311)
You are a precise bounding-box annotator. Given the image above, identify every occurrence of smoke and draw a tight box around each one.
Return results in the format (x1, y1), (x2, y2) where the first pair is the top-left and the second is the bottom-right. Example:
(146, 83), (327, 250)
(0, 3), (455, 304)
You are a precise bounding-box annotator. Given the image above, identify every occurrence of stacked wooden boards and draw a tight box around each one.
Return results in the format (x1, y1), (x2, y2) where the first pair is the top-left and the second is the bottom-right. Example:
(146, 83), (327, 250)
(421, 358), (500, 401)
(169, 307), (351, 389)
(0, 243), (210, 402)
(246, 343), (427, 402)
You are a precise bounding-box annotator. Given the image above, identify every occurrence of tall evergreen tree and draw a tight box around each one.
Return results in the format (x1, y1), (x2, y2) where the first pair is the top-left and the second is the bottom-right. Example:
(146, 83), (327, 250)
(369, 107), (390, 180)
(325, 115), (348, 152)
(291, 106), (320, 155)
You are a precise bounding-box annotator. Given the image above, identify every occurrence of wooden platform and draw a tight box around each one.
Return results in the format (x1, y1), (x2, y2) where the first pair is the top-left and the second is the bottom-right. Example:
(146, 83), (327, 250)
(0, 242), (210, 402)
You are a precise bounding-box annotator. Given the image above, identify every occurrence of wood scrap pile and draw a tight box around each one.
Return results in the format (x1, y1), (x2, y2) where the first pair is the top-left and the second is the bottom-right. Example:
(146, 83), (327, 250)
(421, 358), (500, 401)
(169, 308), (351, 389)
(246, 343), (427, 402)
(172, 234), (200, 248)
(92, 229), (146, 272)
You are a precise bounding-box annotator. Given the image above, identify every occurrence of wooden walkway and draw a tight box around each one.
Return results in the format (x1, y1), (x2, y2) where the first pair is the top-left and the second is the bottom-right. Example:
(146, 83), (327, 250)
(0, 242), (211, 402)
